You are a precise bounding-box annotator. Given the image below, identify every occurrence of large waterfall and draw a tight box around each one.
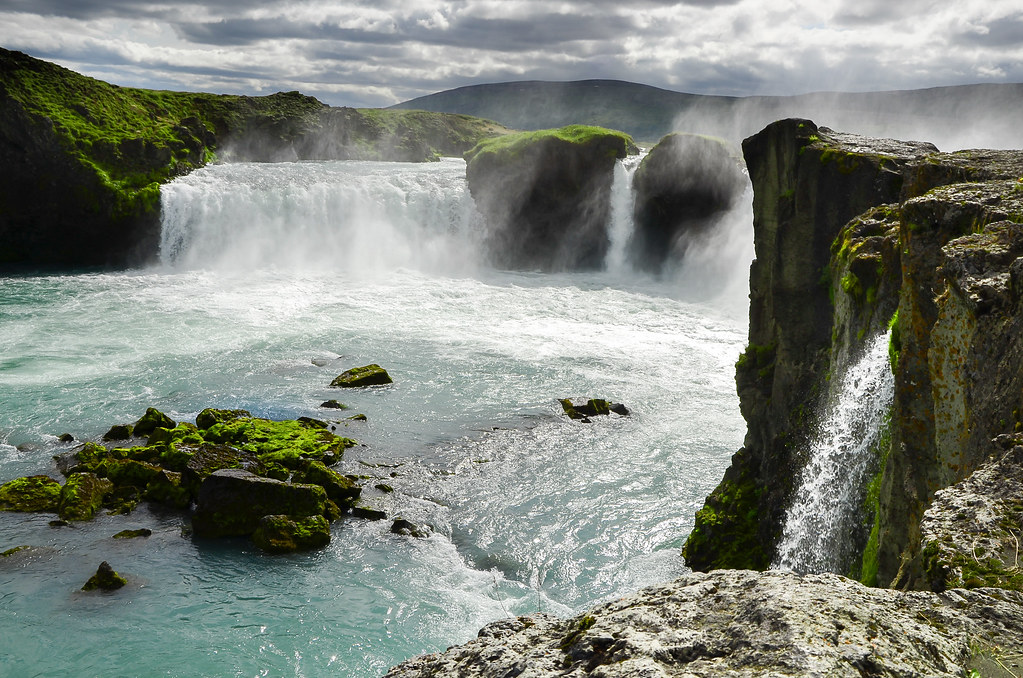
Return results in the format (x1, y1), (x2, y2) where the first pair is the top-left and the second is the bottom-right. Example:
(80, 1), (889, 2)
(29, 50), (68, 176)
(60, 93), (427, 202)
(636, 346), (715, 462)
(0, 157), (751, 676)
(774, 331), (895, 573)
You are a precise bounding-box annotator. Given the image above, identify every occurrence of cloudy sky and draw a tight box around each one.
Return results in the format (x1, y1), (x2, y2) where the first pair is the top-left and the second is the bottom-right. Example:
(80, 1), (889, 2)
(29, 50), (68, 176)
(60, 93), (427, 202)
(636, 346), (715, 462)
(1, 0), (1021, 107)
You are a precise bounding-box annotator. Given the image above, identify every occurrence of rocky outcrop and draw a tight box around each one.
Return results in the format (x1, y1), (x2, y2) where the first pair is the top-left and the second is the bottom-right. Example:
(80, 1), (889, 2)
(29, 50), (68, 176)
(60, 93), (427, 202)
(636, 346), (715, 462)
(384, 569), (1023, 677)
(0, 48), (507, 270)
(682, 118), (1023, 590)
(81, 561), (127, 591)
(191, 470), (331, 538)
(464, 125), (637, 271)
(629, 133), (746, 273)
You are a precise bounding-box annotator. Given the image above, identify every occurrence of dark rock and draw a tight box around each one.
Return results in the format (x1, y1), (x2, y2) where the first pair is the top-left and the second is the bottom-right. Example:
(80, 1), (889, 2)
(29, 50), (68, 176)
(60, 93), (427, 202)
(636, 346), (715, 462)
(104, 486), (142, 515)
(55, 441), (108, 476)
(391, 518), (429, 539)
(330, 364), (393, 388)
(293, 460), (361, 507)
(252, 514), (331, 553)
(191, 469), (330, 538)
(559, 398), (628, 420)
(102, 424), (134, 441)
(629, 133), (746, 273)
(132, 407), (176, 437)
(143, 469), (192, 509)
(113, 528), (152, 539)
(464, 125), (637, 271)
(320, 399), (348, 409)
(48, 520), (69, 527)
(0, 475), (62, 512)
(347, 414), (368, 421)
(1, 545), (31, 558)
(374, 483), (394, 493)
(351, 503), (387, 521)
(81, 561), (127, 591)
(195, 408), (251, 431)
(181, 443), (261, 496)
(58, 433), (74, 443)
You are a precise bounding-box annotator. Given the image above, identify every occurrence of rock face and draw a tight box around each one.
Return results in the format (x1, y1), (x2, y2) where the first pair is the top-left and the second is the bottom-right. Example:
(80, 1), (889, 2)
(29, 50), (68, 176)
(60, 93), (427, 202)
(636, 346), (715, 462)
(682, 118), (1023, 589)
(464, 125), (637, 271)
(629, 133), (746, 273)
(191, 469), (331, 538)
(384, 570), (1023, 677)
(0, 48), (507, 270)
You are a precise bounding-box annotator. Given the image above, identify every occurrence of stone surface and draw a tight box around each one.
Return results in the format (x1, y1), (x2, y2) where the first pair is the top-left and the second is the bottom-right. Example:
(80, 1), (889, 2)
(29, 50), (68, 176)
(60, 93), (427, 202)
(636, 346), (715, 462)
(81, 561), (127, 591)
(57, 472), (114, 521)
(329, 364), (393, 388)
(0, 475), (62, 512)
(191, 469), (330, 538)
(464, 125), (636, 271)
(384, 570), (1023, 678)
(252, 514), (331, 553)
(132, 407), (176, 437)
(629, 133), (746, 273)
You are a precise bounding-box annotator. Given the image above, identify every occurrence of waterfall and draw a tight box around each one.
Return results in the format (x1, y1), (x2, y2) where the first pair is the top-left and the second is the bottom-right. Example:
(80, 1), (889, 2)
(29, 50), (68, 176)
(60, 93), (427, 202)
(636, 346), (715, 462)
(159, 158), (484, 274)
(773, 331), (894, 574)
(604, 154), (644, 274)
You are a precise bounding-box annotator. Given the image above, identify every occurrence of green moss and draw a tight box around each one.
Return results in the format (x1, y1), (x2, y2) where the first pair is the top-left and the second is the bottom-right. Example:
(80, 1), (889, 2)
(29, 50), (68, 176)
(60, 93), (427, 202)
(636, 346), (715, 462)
(58, 472), (114, 521)
(887, 309), (901, 372)
(559, 615), (597, 651)
(736, 343), (777, 381)
(0, 475), (62, 512)
(857, 409), (892, 586)
(464, 124), (636, 165)
(201, 417), (356, 466)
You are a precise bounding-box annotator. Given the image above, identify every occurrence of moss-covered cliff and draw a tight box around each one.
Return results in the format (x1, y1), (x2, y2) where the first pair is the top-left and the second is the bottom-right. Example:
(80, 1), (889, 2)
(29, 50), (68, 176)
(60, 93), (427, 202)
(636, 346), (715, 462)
(683, 118), (1023, 592)
(0, 48), (507, 269)
(464, 125), (636, 271)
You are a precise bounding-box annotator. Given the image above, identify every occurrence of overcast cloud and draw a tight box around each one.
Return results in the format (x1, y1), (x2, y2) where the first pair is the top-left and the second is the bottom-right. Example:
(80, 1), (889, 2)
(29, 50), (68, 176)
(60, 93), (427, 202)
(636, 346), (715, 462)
(1, 0), (1021, 107)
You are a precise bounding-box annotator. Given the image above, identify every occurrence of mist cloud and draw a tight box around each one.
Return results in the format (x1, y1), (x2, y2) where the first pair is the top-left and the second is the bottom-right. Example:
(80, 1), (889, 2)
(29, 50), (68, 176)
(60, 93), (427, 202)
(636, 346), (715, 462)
(1, 0), (1021, 107)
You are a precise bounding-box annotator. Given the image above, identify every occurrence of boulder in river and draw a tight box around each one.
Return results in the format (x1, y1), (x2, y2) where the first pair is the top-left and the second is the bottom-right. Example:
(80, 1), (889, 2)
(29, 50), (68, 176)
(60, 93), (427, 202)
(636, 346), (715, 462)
(0, 475), (62, 512)
(81, 561), (127, 591)
(330, 364), (393, 388)
(252, 514), (331, 553)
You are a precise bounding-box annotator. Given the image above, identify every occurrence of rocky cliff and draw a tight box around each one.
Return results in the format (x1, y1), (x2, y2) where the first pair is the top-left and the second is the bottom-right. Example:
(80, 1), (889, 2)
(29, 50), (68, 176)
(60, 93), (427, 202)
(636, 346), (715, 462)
(683, 118), (1023, 593)
(463, 125), (636, 271)
(0, 48), (506, 270)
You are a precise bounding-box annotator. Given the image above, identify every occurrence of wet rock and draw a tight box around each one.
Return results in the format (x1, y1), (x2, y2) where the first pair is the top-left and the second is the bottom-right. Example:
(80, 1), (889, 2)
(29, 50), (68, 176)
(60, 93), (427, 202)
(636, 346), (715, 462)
(330, 364), (393, 388)
(181, 443), (261, 496)
(252, 514), (330, 553)
(191, 469), (330, 538)
(81, 561), (127, 591)
(55, 441), (108, 476)
(195, 407), (251, 431)
(0, 475), (62, 512)
(1, 545), (32, 558)
(132, 407), (176, 437)
(351, 502), (387, 521)
(390, 518), (429, 539)
(629, 133), (746, 273)
(113, 528), (152, 539)
(57, 433), (74, 443)
(58, 472), (114, 521)
(293, 460), (360, 507)
(102, 424), (134, 441)
(559, 398), (629, 421)
(143, 469), (191, 509)
(384, 570), (1023, 678)
(320, 399), (348, 409)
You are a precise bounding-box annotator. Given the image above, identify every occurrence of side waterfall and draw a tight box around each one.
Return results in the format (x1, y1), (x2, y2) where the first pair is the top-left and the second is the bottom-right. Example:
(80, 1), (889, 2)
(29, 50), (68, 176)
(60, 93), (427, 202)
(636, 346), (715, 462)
(773, 331), (894, 574)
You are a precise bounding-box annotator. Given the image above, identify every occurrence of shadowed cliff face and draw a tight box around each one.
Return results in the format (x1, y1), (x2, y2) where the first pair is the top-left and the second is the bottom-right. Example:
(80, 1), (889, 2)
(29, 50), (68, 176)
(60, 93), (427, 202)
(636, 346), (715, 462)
(463, 125), (636, 272)
(683, 118), (1023, 589)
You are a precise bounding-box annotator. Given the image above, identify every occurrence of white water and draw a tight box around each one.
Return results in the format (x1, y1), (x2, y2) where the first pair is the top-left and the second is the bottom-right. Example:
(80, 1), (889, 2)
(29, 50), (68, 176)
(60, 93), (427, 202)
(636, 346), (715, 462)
(774, 332), (894, 574)
(0, 157), (752, 676)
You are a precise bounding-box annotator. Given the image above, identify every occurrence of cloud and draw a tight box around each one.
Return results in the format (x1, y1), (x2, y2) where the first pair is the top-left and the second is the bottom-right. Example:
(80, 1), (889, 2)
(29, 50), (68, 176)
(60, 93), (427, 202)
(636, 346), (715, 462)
(1, 0), (1020, 108)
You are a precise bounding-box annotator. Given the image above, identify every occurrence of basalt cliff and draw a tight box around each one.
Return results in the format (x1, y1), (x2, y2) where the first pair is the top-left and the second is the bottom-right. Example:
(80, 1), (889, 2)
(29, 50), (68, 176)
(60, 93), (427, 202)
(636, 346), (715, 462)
(384, 121), (1023, 675)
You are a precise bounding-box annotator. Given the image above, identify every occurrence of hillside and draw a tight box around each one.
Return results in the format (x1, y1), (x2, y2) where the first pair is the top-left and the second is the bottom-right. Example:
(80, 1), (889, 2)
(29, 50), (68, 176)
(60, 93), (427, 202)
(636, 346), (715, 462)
(393, 79), (1023, 150)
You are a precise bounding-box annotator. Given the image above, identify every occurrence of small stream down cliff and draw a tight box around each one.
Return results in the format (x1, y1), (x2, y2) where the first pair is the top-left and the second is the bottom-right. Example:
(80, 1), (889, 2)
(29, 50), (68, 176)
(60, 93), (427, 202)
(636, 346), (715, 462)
(773, 331), (894, 574)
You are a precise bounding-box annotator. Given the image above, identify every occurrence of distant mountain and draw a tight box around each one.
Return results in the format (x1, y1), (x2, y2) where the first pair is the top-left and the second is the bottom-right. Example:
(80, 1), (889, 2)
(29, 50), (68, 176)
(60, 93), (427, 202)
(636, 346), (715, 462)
(393, 80), (1023, 151)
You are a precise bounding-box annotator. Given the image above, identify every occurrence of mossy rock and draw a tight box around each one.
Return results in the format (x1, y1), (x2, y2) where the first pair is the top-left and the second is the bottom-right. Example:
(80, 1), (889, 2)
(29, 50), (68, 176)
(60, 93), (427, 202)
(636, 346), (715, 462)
(195, 408), (252, 431)
(102, 424), (134, 441)
(105, 486), (142, 515)
(559, 398), (629, 420)
(294, 460), (361, 507)
(191, 469), (331, 538)
(81, 561), (127, 591)
(252, 514), (331, 553)
(113, 528), (152, 539)
(55, 441), (109, 476)
(182, 443), (261, 496)
(200, 416), (356, 466)
(143, 470), (192, 509)
(101, 458), (164, 488)
(58, 472), (115, 521)
(329, 364), (393, 388)
(133, 407), (176, 437)
(0, 475), (62, 512)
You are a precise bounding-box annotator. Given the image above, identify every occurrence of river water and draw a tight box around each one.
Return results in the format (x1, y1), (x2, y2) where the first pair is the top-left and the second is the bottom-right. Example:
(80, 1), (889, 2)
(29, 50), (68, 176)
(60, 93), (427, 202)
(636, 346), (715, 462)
(0, 157), (750, 676)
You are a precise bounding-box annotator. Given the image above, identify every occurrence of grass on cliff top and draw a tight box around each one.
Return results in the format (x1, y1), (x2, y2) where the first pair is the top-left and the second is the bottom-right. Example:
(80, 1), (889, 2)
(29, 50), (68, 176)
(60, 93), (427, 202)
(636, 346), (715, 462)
(463, 124), (637, 164)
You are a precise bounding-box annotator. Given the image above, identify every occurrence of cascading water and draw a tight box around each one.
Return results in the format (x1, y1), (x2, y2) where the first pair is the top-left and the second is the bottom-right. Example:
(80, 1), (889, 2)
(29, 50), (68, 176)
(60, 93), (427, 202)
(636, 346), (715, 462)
(0, 157), (752, 676)
(773, 331), (894, 574)
(605, 154), (645, 275)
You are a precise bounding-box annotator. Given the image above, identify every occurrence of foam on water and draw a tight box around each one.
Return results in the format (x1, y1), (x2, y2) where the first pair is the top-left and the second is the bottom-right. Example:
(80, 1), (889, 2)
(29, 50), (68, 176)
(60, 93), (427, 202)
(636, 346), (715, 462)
(0, 158), (750, 676)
